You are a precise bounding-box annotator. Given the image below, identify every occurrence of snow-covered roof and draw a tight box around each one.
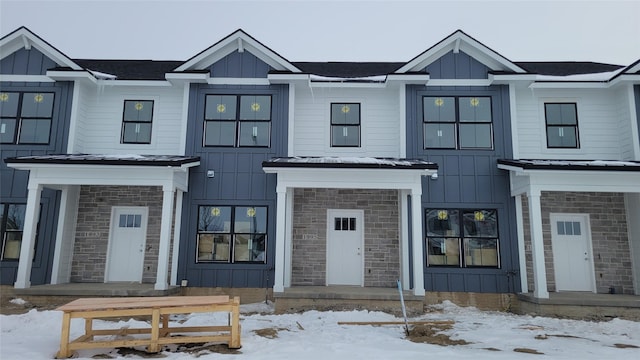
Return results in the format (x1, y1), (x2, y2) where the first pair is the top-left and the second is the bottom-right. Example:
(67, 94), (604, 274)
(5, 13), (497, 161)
(4, 154), (200, 167)
(498, 159), (640, 171)
(263, 157), (437, 170)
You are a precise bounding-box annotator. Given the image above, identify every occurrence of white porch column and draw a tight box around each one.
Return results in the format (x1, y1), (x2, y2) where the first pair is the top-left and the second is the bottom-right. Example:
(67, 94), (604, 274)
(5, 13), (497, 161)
(50, 185), (80, 284)
(14, 182), (43, 289)
(515, 195), (528, 293)
(528, 190), (549, 298)
(399, 190), (410, 290)
(170, 190), (183, 286)
(155, 186), (175, 290)
(273, 185), (287, 292)
(283, 187), (293, 287)
(410, 187), (425, 296)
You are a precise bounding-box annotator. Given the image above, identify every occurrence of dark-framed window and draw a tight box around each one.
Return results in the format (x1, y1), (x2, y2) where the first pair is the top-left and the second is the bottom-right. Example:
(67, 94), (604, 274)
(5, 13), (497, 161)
(331, 103), (360, 147)
(204, 95), (271, 147)
(425, 209), (500, 268)
(423, 96), (493, 149)
(545, 103), (579, 148)
(0, 204), (27, 260)
(0, 92), (54, 144)
(196, 205), (267, 263)
(121, 100), (153, 144)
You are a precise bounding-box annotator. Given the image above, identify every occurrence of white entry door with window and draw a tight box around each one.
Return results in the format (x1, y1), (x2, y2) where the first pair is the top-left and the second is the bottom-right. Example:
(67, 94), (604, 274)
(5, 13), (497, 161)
(105, 207), (148, 282)
(326, 209), (364, 286)
(550, 213), (595, 292)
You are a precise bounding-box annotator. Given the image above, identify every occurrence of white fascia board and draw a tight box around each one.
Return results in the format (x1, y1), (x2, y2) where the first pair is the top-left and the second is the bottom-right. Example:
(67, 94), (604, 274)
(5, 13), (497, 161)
(501, 167), (640, 193)
(267, 73), (310, 83)
(386, 74), (430, 84)
(165, 72), (209, 84)
(96, 80), (172, 87)
(45, 70), (97, 83)
(528, 81), (609, 89)
(0, 74), (54, 82)
(426, 79), (493, 87)
(489, 74), (538, 84)
(207, 77), (270, 85)
(0, 28), (81, 70)
(609, 74), (640, 87)
(309, 81), (387, 89)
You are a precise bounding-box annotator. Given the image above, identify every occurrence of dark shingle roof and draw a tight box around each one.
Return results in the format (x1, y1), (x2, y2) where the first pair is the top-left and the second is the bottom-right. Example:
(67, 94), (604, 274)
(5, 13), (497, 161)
(513, 62), (624, 76)
(73, 59), (182, 80)
(291, 62), (405, 77)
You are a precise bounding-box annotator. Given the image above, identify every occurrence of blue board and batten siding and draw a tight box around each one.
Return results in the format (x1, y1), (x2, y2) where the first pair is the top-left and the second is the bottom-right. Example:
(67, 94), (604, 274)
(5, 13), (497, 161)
(406, 50), (520, 293)
(178, 50), (286, 288)
(635, 85), (640, 148)
(0, 47), (73, 285)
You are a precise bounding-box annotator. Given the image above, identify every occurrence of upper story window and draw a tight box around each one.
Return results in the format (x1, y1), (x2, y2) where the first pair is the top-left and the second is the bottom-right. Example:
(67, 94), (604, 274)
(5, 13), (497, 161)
(196, 205), (267, 263)
(425, 209), (500, 268)
(331, 103), (360, 147)
(121, 100), (153, 144)
(0, 92), (54, 144)
(204, 95), (271, 147)
(423, 96), (493, 149)
(1, 203), (27, 261)
(545, 103), (579, 148)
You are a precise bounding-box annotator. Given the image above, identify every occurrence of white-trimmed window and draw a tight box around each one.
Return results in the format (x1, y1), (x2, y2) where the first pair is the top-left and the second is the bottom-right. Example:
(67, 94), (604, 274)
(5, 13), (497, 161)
(545, 103), (579, 148)
(121, 100), (153, 144)
(331, 103), (361, 147)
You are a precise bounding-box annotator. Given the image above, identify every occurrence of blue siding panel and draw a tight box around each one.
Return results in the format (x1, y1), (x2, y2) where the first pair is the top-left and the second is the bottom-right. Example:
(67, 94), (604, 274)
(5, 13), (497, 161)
(635, 86), (640, 146)
(209, 51), (271, 78)
(424, 51), (489, 79)
(0, 80), (73, 285)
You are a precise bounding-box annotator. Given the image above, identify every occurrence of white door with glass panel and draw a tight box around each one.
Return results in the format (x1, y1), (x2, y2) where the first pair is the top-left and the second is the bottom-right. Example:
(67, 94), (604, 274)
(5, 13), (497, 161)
(106, 207), (148, 282)
(550, 214), (595, 292)
(326, 209), (364, 286)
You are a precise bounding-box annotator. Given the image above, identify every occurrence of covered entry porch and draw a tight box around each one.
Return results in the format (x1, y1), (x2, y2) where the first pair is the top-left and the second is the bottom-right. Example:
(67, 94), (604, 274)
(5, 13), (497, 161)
(263, 157), (438, 297)
(5, 154), (199, 291)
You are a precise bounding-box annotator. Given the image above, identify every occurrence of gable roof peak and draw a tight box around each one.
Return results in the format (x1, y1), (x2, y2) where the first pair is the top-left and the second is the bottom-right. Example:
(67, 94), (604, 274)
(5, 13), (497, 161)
(0, 26), (81, 70)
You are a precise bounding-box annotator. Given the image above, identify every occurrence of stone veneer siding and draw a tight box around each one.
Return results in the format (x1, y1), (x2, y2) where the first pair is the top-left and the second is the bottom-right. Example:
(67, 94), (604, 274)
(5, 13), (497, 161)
(71, 185), (169, 283)
(291, 188), (400, 287)
(522, 192), (633, 294)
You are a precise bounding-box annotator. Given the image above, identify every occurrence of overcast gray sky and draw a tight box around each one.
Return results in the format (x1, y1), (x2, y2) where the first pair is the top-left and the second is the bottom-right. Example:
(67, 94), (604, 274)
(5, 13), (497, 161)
(1, 0), (639, 65)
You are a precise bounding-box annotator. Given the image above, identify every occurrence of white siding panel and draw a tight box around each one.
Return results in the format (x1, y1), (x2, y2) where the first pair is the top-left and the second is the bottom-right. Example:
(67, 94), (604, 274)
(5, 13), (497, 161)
(293, 86), (402, 158)
(515, 88), (627, 160)
(70, 81), (94, 153)
(80, 86), (185, 155)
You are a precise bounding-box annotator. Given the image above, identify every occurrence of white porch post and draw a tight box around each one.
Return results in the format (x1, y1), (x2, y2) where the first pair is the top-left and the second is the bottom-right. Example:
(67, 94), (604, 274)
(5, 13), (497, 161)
(14, 182), (43, 289)
(410, 187), (425, 296)
(515, 195), (528, 293)
(155, 186), (175, 290)
(399, 190), (410, 290)
(170, 190), (183, 286)
(273, 185), (287, 292)
(283, 187), (293, 287)
(528, 190), (549, 298)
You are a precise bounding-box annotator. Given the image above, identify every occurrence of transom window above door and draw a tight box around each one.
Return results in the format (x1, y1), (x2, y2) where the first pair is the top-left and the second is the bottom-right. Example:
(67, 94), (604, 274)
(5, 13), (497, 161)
(203, 95), (271, 147)
(331, 103), (360, 147)
(423, 96), (493, 149)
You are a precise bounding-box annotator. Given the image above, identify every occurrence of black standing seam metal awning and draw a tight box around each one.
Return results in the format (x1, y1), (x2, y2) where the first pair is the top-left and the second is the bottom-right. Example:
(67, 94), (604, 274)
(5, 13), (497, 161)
(4, 154), (201, 167)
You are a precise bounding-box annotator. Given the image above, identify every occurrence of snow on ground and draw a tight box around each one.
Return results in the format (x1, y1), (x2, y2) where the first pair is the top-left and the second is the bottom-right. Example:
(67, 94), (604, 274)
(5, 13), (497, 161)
(1, 300), (638, 359)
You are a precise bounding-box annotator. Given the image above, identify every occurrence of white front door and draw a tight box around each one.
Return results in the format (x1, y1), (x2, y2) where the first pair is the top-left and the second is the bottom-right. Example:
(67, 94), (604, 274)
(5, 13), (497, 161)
(105, 207), (148, 282)
(326, 209), (364, 286)
(550, 213), (595, 292)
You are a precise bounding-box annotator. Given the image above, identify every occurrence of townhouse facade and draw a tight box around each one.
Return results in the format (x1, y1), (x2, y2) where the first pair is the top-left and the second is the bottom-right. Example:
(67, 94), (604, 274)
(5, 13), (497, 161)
(1, 27), (638, 306)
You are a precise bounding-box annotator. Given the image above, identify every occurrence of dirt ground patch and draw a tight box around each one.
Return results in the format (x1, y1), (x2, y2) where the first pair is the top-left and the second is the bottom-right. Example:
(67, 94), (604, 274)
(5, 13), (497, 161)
(406, 322), (470, 346)
(514, 347), (544, 355)
(253, 327), (289, 339)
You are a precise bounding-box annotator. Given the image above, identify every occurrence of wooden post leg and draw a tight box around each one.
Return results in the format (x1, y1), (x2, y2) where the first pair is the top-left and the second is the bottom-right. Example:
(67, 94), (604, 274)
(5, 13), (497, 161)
(147, 308), (161, 353)
(85, 318), (94, 340)
(55, 312), (72, 359)
(229, 296), (241, 349)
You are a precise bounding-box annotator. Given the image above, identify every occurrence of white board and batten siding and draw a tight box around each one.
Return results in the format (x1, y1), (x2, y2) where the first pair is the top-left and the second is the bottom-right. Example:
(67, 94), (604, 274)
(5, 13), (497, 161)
(514, 88), (634, 160)
(292, 86), (402, 158)
(71, 85), (185, 155)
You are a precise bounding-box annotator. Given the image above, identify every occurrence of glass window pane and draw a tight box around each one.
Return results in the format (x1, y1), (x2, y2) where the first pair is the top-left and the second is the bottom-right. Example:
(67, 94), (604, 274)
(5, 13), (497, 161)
(235, 207), (267, 233)
(459, 123), (492, 149)
(198, 206), (231, 232)
(459, 97), (491, 122)
(427, 237), (460, 266)
(0, 92), (19, 117)
(197, 234), (231, 262)
(331, 103), (360, 125)
(134, 215), (141, 228)
(565, 221), (574, 235)
(350, 217), (356, 231)
(2, 231), (22, 260)
(463, 210), (498, 238)
(424, 123), (455, 148)
(334, 218), (341, 230)
(204, 121), (236, 146)
(235, 234), (266, 262)
(18, 119), (50, 144)
(122, 123), (152, 143)
(6, 205), (26, 230)
(464, 238), (498, 267)
(423, 97), (455, 122)
(238, 122), (270, 146)
(119, 214), (126, 227)
(240, 96), (271, 120)
(557, 221), (565, 235)
(560, 104), (577, 125)
(546, 103), (577, 125)
(123, 100), (153, 122)
(205, 95), (237, 120)
(426, 209), (460, 237)
(0, 119), (17, 143)
(573, 222), (581, 235)
(331, 125), (360, 146)
(21, 93), (54, 118)
(547, 126), (577, 147)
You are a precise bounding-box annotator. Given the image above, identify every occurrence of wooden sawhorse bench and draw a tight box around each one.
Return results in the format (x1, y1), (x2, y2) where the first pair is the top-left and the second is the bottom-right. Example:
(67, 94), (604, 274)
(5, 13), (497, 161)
(55, 295), (241, 359)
